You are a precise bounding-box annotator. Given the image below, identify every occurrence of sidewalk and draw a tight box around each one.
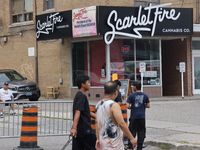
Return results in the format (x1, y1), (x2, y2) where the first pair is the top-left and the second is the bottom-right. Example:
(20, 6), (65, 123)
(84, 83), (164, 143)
(6, 96), (200, 150)
(87, 96), (200, 150)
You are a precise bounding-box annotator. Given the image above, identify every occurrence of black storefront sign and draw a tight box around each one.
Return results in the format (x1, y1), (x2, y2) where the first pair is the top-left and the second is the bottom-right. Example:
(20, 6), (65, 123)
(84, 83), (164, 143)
(99, 4), (193, 44)
(36, 10), (72, 41)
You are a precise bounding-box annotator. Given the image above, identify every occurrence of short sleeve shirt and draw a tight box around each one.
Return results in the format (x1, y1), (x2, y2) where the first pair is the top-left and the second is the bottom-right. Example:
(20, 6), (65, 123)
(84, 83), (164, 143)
(0, 88), (14, 101)
(114, 90), (122, 103)
(127, 92), (150, 119)
(73, 91), (94, 137)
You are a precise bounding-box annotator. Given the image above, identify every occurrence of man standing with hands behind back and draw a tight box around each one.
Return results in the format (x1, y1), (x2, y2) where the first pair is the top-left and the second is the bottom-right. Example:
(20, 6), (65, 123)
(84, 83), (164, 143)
(126, 81), (150, 150)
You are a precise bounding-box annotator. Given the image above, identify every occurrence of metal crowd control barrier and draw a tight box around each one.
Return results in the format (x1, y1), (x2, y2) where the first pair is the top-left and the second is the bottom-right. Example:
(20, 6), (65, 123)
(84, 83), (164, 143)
(0, 100), (73, 138)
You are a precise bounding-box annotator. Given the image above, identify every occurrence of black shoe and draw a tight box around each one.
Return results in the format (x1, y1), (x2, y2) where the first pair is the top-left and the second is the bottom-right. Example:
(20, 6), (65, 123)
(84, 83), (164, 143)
(10, 112), (17, 116)
(142, 145), (148, 148)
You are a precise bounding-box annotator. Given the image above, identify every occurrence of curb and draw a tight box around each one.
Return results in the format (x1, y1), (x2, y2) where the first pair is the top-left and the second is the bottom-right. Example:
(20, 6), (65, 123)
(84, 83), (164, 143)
(144, 141), (177, 150)
(144, 141), (200, 150)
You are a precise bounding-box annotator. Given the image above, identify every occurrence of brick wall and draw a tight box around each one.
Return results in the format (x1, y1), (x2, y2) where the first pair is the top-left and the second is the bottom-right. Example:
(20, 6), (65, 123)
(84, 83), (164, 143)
(71, 86), (161, 101)
(162, 37), (192, 96)
(0, 1), (36, 81)
(0, 0), (196, 99)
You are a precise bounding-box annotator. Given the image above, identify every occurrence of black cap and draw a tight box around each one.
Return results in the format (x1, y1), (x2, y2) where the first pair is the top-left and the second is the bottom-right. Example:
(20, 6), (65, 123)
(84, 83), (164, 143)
(4, 82), (9, 85)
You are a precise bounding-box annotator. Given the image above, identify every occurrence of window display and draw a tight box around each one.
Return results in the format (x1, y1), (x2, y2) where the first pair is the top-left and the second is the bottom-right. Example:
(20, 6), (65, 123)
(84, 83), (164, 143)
(72, 39), (161, 87)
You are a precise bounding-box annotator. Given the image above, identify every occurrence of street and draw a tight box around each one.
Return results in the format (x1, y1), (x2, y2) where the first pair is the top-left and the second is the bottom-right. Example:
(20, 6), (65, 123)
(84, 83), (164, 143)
(0, 99), (200, 149)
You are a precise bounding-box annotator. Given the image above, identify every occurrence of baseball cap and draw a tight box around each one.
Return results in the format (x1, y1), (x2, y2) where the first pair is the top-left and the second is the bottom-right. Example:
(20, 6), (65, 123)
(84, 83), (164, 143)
(4, 82), (9, 85)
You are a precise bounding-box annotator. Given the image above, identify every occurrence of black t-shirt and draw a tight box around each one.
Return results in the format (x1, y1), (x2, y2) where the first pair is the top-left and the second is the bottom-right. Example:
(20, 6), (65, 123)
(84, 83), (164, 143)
(73, 91), (94, 137)
(114, 90), (122, 103)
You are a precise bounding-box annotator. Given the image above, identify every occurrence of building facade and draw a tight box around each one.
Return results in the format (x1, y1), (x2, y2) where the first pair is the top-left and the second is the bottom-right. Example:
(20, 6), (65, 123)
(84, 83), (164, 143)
(0, 0), (200, 100)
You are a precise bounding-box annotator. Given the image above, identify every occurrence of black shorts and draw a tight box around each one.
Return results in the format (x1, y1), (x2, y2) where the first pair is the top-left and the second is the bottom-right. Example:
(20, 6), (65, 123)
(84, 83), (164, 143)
(0, 100), (12, 106)
(72, 134), (96, 150)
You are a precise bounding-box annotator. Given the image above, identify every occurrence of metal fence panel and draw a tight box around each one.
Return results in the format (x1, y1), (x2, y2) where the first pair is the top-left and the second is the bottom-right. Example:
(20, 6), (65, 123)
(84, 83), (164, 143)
(0, 101), (73, 138)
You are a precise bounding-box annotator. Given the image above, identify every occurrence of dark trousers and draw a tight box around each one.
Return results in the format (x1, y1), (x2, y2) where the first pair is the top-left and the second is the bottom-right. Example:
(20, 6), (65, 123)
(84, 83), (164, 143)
(128, 118), (146, 150)
(72, 134), (96, 150)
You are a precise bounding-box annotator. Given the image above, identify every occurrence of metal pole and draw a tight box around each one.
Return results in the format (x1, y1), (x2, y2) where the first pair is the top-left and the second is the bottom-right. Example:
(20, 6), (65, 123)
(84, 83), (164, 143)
(141, 72), (143, 92)
(87, 41), (91, 79)
(181, 72), (184, 99)
(35, 0), (38, 83)
(106, 44), (111, 82)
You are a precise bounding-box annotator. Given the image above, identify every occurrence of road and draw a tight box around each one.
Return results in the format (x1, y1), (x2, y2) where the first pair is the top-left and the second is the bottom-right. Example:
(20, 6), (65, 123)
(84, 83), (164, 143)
(0, 99), (200, 149)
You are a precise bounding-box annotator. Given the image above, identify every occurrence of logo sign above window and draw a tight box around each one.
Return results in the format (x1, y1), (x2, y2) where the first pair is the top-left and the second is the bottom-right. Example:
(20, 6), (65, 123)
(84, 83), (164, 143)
(99, 3), (193, 44)
(72, 6), (97, 38)
(121, 45), (130, 53)
(36, 10), (72, 41)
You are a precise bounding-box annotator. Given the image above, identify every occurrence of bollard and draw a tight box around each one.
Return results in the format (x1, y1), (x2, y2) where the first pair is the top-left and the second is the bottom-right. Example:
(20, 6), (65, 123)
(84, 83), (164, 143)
(121, 104), (128, 125)
(89, 105), (96, 133)
(121, 103), (129, 144)
(13, 105), (43, 150)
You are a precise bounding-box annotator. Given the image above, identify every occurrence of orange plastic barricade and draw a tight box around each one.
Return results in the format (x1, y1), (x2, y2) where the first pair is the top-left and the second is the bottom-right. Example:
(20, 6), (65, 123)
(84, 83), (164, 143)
(121, 104), (128, 126)
(89, 105), (96, 133)
(13, 105), (43, 150)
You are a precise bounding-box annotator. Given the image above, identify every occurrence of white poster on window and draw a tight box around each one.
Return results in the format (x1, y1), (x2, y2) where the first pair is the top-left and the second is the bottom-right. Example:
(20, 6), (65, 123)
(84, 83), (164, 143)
(28, 47), (35, 56)
(144, 71), (157, 77)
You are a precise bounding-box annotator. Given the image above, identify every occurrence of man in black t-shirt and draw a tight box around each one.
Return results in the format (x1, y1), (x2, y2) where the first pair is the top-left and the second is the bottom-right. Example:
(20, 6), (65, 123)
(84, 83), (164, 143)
(114, 80), (123, 106)
(70, 75), (96, 150)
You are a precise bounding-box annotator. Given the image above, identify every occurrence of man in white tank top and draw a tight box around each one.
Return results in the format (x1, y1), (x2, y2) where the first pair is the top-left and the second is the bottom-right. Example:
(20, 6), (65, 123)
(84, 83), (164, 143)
(95, 81), (137, 150)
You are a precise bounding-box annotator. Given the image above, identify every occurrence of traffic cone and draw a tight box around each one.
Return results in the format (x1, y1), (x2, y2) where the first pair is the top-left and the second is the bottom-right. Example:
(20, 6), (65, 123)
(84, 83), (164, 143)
(13, 105), (43, 150)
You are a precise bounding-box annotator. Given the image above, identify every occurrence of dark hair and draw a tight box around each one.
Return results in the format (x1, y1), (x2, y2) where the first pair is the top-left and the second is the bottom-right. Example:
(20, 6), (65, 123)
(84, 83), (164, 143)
(133, 81), (141, 90)
(104, 81), (117, 95)
(76, 75), (90, 89)
(114, 80), (121, 86)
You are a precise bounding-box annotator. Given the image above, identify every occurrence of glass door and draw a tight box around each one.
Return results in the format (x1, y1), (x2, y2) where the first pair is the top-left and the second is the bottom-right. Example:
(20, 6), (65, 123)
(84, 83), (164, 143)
(193, 52), (200, 94)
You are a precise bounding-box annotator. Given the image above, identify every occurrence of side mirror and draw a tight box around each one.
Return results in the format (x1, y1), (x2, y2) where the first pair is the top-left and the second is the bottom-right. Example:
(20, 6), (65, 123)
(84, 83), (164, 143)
(24, 77), (27, 80)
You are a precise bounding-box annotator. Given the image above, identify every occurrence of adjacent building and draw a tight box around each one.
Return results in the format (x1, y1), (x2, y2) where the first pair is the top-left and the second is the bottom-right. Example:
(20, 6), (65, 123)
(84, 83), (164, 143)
(0, 0), (200, 100)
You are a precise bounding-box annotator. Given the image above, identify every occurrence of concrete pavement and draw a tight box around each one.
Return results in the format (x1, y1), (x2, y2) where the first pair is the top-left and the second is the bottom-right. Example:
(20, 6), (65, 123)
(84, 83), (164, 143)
(1, 96), (200, 149)
(88, 96), (200, 150)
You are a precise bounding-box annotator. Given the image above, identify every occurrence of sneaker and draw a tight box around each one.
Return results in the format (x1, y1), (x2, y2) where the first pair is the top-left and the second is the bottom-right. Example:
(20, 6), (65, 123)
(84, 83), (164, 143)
(10, 112), (17, 116)
(0, 114), (3, 118)
(142, 145), (148, 148)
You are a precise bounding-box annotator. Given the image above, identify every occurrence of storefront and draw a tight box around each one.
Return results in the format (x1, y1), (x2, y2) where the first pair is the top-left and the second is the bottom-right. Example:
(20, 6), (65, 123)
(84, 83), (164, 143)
(36, 4), (193, 99)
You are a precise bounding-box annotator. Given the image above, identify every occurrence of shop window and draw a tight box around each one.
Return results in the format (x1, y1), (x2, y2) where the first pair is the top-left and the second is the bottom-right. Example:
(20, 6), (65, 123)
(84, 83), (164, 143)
(72, 42), (87, 86)
(136, 39), (160, 85)
(44, 0), (54, 10)
(72, 39), (160, 87)
(72, 41), (105, 87)
(110, 39), (160, 86)
(90, 41), (106, 86)
(192, 41), (200, 50)
(11, 0), (33, 23)
(134, 0), (160, 7)
(110, 40), (135, 82)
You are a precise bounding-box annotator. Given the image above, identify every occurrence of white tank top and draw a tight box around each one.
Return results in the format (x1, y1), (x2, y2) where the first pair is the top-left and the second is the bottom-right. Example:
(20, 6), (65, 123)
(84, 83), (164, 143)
(96, 100), (124, 150)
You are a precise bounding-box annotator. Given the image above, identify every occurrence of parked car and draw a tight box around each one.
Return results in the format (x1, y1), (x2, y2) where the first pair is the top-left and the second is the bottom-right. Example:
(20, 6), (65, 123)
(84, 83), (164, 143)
(0, 69), (40, 101)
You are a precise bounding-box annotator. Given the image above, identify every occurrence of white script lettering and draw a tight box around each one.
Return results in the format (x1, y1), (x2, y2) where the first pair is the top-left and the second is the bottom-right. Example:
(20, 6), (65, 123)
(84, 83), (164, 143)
(36, 12), (63, 38)
(104, 3), (181, 44)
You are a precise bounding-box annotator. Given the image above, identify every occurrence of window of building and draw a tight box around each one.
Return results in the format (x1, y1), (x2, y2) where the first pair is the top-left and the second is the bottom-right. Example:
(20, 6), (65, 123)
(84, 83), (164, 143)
(134, 0), (160, 7)
(72, 39), (161, 87)
(192, 41), (200, 50)
(136, 39), (160, 85)
(11, 0), (33, 23)
(44, 0), (54, 10)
